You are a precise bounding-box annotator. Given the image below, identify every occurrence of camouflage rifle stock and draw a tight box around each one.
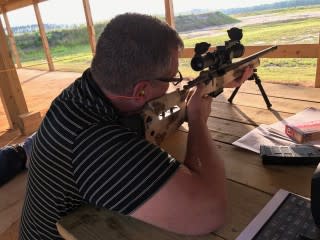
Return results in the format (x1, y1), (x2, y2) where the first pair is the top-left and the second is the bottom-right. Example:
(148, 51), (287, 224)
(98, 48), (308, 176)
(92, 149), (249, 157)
(142, 45), (278, 145)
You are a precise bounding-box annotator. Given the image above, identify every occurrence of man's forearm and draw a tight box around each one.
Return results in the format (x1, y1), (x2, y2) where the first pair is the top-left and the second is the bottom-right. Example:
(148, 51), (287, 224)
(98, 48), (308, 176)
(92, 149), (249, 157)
(131, 121), (227, 234)
(184, 121), (227, 216)
(185, 122), (225, 178)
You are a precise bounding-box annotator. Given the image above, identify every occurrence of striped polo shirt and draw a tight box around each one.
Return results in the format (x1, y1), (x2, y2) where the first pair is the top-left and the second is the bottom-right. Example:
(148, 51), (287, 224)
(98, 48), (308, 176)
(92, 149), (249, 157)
(19, 69), (180, 240)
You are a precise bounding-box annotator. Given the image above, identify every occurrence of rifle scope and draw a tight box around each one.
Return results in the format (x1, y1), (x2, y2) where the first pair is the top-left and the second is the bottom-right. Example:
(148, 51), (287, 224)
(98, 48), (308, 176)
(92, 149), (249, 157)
(191, 27), (245, 71)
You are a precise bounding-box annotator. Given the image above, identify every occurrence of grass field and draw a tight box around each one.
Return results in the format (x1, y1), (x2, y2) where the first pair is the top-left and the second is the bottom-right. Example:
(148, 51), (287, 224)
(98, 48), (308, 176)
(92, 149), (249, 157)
(20, 6), (320, 86)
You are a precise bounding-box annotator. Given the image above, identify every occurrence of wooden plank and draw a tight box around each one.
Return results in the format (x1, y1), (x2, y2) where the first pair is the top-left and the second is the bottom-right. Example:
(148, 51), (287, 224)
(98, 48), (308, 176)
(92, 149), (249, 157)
(0, 220), (20, 240)
(161, 130), (315, 198)
(82, 0), (96, 55)
(210, 102), (293, 126)
(0, 171), (27, 237)
(18, 111), (41, 135)
(2, 8), (21, 68)
(243, 44), (320, 58)
(0, 132), (28, 239)
(315, 33), (320, 88)
(180, 119), (253, 145)
(216, 181), (272, 240)
(57, 205), (221, 240)
(221, 142), (315, 197)
(179, 117), (251, 145)
(0, 171), (27, 214)
(214, 90), (320, 113)
(33, 2), (55, 71)
(225, 81), (320, 102)
(0, 129), (22, 146)
(0, 17), (28, 130)
(0, 0), (46, 13)
(207, 119), (255, 140)
(181, 44), (320, 59)
(164, 0), (175, 29)
(0, 200), (24, 237)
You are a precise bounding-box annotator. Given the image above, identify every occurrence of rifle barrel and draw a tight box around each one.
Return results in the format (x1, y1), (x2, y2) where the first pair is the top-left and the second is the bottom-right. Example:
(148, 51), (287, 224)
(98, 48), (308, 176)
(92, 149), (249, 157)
(183, 45), (278, 90)
(223, 45), (278, 72)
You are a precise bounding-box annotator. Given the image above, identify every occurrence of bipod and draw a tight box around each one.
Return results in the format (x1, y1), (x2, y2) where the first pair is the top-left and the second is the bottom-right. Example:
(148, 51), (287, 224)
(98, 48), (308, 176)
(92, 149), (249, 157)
(228, 69), (272, 109)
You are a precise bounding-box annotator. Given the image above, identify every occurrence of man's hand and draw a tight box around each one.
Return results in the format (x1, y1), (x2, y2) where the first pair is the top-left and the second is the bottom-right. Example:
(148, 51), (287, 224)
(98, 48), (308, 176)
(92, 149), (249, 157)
(224, 65), (254, 88)
(186, 83), (212, 126)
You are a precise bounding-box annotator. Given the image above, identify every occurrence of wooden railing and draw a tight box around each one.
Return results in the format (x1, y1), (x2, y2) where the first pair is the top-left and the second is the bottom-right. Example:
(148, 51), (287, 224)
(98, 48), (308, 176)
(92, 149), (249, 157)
(181, 44), (320, 58)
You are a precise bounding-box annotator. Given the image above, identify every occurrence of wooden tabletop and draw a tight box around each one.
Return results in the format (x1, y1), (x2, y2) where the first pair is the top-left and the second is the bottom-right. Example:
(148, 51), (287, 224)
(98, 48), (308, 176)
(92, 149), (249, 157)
(57, 80), (320, 240)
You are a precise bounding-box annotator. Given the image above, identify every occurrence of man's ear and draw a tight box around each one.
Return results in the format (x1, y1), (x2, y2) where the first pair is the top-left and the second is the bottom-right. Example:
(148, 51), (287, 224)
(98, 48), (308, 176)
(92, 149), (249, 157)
(132, 81), (152, 101)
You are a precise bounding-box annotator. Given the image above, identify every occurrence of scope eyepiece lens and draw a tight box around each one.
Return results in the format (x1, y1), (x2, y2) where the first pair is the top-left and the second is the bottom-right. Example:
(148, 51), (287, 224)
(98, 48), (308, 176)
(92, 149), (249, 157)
(191, 56), (204, 71)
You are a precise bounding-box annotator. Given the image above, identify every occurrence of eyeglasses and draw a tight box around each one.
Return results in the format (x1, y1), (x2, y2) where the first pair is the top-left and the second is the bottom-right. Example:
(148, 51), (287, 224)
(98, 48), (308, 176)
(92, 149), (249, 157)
(156, 70), (183, 86)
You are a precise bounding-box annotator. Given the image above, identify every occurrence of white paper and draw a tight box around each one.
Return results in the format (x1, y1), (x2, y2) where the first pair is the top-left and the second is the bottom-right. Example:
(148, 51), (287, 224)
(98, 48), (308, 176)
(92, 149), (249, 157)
(232, 107), (320, 153)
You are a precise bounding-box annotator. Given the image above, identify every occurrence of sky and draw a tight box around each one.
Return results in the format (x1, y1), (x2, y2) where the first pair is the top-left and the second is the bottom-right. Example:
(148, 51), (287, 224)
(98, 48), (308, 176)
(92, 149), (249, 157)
(2, 0), (283, 27)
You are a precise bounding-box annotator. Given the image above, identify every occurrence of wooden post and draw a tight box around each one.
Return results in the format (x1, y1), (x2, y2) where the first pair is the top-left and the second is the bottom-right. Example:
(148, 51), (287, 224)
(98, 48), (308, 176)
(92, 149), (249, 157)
(2, 8), (22, 68)
(315, 34), (320, 88)
(82, 0), (96, 55)
(0, 17), (28, 130)
(164, 0), (175, 29)
(33, 1), (55, 71)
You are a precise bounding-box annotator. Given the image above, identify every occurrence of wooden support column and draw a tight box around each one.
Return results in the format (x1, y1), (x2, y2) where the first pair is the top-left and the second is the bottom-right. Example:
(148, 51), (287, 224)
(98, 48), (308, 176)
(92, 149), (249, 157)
(82, 0), (96, 55)
(33, 1), (55, 71)
(0, 17), (33, 132)
(2, 8), (22, 68)
(164, 0), (175, 29)
(315, 34), (320, 88)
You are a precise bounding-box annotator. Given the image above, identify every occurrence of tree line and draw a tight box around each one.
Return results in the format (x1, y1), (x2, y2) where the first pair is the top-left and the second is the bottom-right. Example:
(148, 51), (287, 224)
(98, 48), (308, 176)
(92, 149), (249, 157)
(11, 24), (71, 34)
(11, 12), (237, 51)
(6, 0), (319, 56)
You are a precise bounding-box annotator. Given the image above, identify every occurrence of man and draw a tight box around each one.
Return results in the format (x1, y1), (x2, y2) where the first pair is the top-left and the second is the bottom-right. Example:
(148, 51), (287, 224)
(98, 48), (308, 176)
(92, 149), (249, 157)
(15, 13), (253, 239)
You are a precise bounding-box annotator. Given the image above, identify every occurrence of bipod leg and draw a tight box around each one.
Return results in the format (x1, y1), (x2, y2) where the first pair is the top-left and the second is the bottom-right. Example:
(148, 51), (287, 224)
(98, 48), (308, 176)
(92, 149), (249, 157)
(228, 86), (240, 104)
(253, 73), (272, 109)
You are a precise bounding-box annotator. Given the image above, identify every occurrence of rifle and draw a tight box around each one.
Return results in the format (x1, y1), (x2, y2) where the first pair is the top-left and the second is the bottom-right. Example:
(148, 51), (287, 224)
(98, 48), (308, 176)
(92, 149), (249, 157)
(141, 45), (278, 145)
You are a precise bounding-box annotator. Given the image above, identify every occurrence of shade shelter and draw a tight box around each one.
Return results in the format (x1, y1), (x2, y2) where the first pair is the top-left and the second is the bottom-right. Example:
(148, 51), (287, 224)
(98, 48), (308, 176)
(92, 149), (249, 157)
(1, 1), (320, 239)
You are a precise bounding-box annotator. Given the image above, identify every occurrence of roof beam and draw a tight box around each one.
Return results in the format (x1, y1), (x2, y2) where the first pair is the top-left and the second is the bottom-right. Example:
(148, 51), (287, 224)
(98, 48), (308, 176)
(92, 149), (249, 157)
(164, 0), (175, 28)
(82, 0), (96, 55)
(2, 7), (22, 68)
(33, 1), (54, 71)
(0, 0), (46, 13)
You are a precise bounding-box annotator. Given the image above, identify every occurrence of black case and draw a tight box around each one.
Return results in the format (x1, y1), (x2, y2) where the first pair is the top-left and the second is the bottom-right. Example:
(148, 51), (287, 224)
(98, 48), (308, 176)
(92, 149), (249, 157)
(260, 145), (320, 165)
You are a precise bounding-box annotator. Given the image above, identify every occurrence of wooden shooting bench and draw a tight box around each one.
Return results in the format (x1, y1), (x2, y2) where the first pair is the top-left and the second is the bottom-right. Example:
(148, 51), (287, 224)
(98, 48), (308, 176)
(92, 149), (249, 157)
(56, 81), (320, 240)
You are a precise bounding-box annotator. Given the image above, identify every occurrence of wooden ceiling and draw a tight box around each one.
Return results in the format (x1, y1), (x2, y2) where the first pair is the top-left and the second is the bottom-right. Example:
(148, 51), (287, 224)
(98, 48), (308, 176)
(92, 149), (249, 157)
(0, 0), (46, 13)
